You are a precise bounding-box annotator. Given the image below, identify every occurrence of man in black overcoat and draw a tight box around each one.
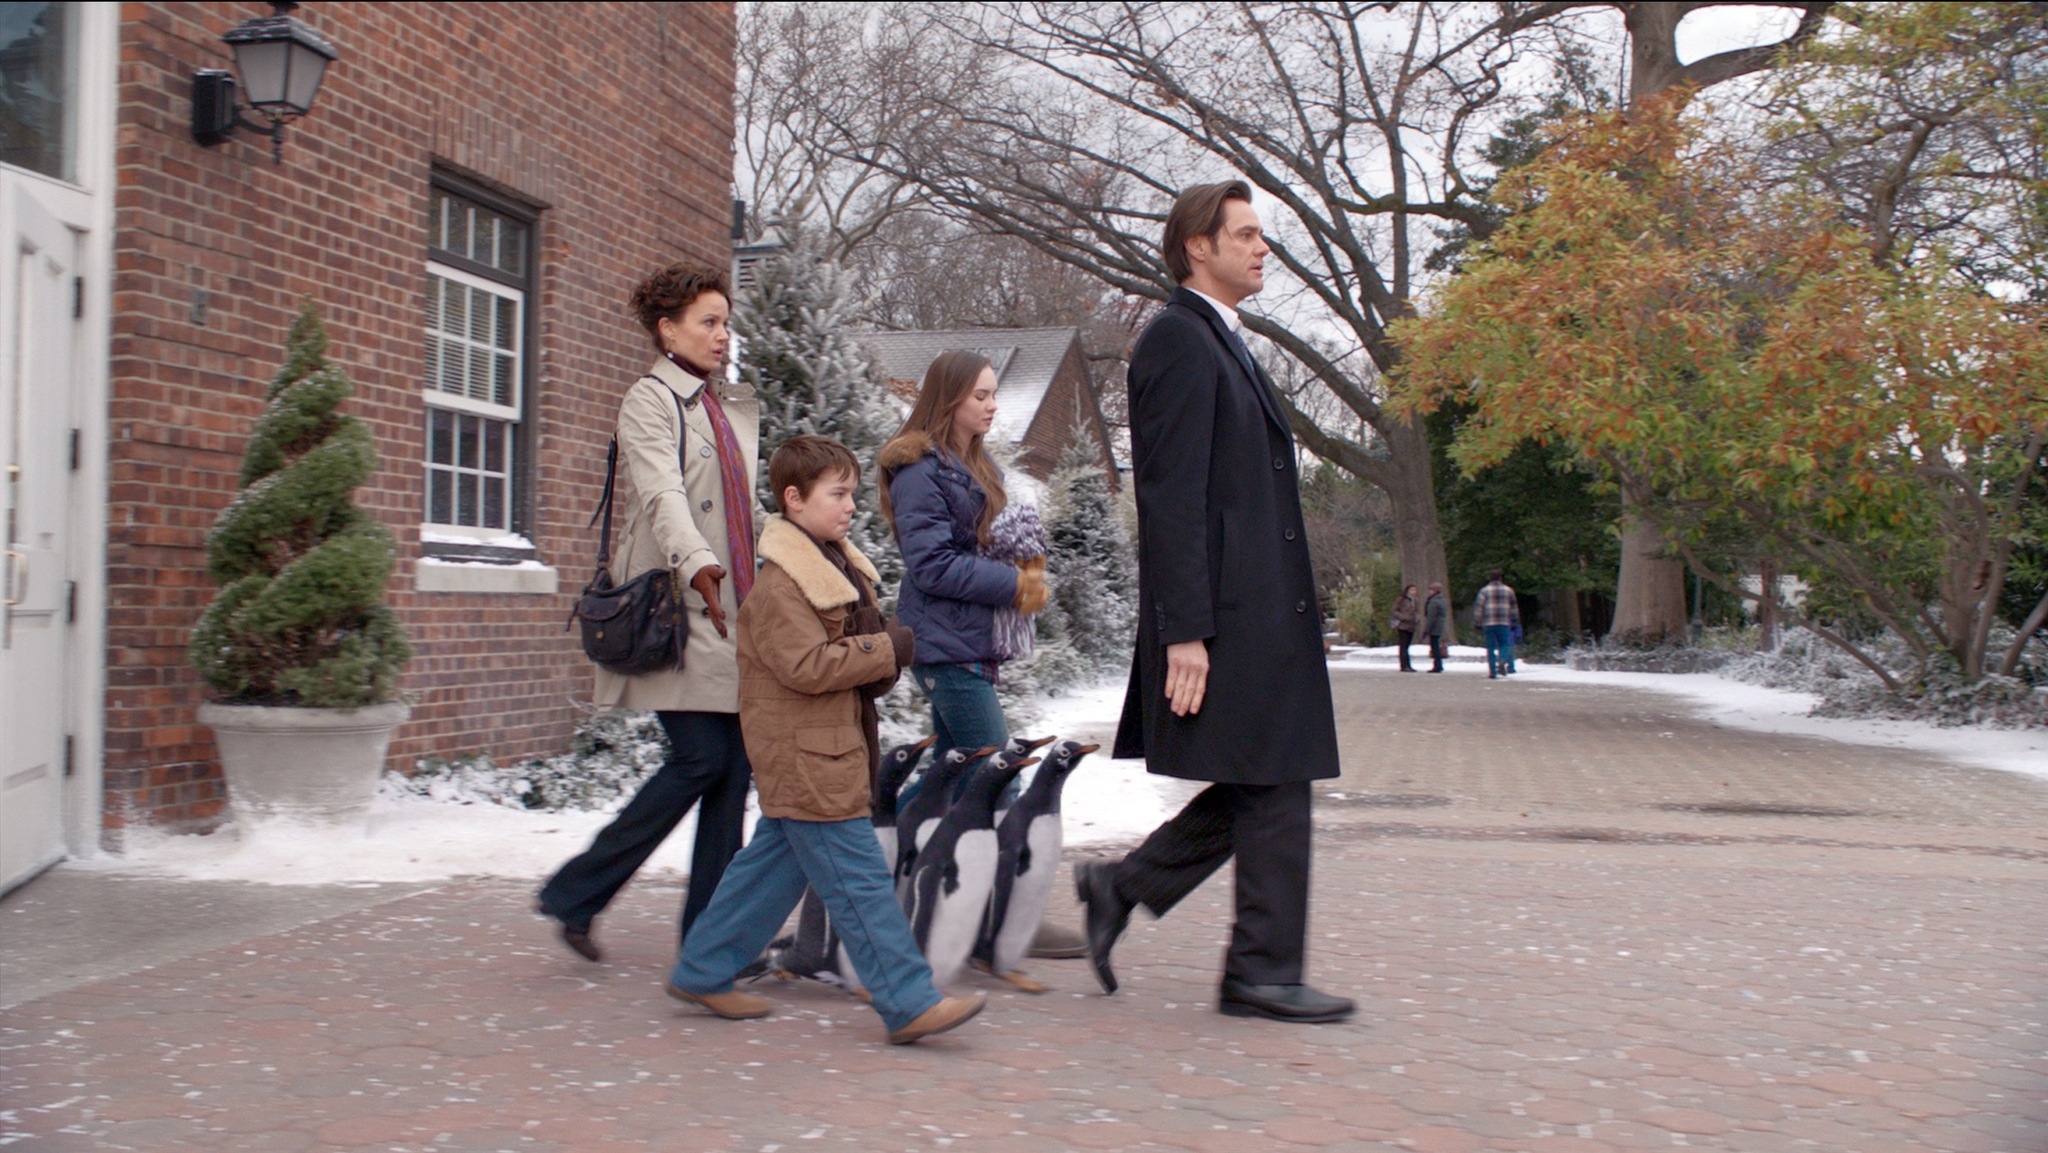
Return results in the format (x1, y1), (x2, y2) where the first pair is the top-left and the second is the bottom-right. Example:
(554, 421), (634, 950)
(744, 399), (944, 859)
(1075, 181), (1352, 1023)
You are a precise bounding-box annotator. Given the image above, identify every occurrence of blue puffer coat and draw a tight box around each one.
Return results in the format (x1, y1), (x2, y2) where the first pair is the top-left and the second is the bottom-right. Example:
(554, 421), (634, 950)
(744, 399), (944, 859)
(879, 430), (1019, 666)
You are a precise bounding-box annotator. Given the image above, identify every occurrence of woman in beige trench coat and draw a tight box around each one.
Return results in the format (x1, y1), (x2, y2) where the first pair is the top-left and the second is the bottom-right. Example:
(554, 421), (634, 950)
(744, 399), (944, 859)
(538, 265), (762, 963)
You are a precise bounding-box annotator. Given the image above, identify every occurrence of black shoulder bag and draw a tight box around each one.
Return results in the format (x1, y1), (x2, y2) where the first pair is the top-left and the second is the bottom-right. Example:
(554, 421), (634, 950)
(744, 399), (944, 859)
(567, 390), (691, 675)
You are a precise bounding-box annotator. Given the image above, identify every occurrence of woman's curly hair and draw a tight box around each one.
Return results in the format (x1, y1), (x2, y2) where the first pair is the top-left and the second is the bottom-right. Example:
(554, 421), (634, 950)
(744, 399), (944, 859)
(629, 264), (730, 350)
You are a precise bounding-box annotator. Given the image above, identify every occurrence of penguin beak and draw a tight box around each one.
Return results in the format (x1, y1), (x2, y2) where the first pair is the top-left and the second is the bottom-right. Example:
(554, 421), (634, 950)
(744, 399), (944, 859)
(912, 734), (938, 752)
(1022, 734), (1057, 750)
(1013, 757), (1041, 770)
(971, 745), (1000, 759)
(1074, 744), (1101, 756)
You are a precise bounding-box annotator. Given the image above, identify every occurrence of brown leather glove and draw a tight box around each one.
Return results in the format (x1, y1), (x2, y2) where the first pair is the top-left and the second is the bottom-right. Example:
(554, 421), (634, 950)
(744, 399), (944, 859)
(1013, 555), (1049, 615)
(885, 623), (915, 669)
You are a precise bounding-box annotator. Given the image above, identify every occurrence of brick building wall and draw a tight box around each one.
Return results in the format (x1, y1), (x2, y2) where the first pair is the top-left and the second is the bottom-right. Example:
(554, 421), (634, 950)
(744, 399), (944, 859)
(105, 2), (736, 838)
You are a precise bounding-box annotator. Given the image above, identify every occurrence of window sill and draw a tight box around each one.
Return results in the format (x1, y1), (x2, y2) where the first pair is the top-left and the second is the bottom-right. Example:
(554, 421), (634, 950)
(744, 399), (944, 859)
(415, 557), (559, 595)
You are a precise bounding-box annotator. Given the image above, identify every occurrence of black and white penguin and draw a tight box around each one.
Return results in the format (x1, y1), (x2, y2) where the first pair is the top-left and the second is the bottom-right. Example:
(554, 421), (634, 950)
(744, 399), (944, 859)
(893, 744), (996, 899)
(757, 888), (866, 998)
(977, 739), (1099, 991)
(873, 734), (937, 874)
(988, 733), (1057, 823)
(903, 748), (1036, 987)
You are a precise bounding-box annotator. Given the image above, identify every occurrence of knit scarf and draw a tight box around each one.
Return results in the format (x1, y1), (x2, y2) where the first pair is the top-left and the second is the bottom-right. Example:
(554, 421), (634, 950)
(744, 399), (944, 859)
(668, 353), (755, 604)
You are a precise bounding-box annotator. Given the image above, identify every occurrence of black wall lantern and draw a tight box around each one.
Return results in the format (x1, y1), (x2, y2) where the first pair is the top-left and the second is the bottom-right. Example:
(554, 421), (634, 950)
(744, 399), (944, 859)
(192, 1), (337, 164)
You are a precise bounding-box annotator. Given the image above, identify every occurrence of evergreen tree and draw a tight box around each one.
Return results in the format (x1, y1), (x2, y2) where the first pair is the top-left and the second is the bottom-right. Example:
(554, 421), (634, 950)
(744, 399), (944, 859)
(1041, 431), (1135, 671)
(191, 303), (410, 707)
(733, 231), (902, 597)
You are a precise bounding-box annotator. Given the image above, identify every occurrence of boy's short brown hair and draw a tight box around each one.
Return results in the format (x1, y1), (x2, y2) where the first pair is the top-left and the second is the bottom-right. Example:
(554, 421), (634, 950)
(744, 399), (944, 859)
(769, 435), (862, 511)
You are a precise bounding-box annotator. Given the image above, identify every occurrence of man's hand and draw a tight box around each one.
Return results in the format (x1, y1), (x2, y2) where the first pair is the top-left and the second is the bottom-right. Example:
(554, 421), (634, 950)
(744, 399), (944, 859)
(689, 564), (728, 639)
(1164, 639), (1209, 717)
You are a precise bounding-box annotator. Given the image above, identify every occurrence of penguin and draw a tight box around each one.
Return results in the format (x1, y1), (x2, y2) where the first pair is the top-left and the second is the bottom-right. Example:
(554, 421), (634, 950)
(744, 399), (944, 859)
(903, 748), (1036, 987)
(873, 734), (938, 874)
(756, 888), (866, 998)
(976, 739), (1099, 991)
(892, 744), (996, 899)
(989, 733), (1057, 823)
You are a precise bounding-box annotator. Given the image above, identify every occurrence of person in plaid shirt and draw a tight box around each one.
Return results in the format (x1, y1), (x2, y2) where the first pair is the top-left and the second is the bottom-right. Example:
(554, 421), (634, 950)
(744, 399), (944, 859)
(1473, 570), (1521, 679)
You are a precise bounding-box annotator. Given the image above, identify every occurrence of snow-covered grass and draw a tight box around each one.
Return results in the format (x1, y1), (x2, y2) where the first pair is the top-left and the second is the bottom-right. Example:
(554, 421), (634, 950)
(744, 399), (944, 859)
(76, 651), (2045, 887)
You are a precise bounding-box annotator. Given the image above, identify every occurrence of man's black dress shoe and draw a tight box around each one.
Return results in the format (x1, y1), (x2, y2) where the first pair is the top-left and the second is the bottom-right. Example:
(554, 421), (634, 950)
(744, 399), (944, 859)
(1073, 862), (1132, 994)
(1218, 979), (1354, 1023)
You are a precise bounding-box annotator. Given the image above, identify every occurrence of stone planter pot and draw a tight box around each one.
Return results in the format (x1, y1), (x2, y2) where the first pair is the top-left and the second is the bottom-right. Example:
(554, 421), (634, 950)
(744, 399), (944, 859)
(198, 701), (410, 828)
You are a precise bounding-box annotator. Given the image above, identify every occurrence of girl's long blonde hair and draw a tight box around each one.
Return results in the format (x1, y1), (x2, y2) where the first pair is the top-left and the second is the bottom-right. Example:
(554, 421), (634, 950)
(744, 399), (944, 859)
(878, 349), (1007, 545)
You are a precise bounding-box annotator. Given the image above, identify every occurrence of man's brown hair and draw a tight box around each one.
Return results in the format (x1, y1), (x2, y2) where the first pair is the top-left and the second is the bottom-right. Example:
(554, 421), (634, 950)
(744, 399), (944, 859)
(1161, 180), (1253, 283)
(769, 434), (861, 512)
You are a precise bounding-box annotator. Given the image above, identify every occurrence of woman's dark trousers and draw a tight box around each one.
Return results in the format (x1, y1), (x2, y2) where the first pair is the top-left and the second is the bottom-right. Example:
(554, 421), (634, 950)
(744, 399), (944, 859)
(537, 710), (752, 950)
(1396, 629), (1415, 671)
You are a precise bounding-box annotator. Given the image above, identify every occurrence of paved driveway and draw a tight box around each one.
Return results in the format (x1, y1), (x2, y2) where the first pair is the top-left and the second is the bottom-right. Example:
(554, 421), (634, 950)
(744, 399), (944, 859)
(5, 667), (2044, 1151)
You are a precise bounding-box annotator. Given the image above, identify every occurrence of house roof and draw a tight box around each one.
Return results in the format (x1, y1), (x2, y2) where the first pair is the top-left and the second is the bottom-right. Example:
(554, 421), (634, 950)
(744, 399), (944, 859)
(861, 327), (1081, 445)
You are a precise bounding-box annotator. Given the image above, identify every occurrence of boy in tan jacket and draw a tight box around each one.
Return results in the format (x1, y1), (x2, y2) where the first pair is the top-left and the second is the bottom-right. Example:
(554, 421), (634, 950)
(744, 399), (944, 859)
(665, 435), (984, 1044)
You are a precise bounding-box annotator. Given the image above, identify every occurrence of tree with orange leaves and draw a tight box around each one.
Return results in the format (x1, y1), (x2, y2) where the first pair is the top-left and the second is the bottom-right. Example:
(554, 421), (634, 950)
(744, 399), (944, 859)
(1391, 96), (2046, 689)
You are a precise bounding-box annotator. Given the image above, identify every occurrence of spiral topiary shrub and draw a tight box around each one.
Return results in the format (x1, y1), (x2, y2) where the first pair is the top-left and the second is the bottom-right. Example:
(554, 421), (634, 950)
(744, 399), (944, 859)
(190, 303), (411, 707)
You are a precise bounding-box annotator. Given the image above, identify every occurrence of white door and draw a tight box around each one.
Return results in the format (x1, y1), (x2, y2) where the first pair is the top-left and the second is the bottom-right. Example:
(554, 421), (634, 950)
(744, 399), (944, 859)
(0, 186), (77, 892)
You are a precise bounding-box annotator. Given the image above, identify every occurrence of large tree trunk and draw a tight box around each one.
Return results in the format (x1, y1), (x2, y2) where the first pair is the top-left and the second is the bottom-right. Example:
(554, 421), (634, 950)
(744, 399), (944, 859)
(1608, 497), (1688, 643)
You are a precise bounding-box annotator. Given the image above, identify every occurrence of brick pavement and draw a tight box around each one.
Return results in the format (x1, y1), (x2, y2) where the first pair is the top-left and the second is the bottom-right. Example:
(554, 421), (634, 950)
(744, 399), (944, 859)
(4, 667), (2045, 1151)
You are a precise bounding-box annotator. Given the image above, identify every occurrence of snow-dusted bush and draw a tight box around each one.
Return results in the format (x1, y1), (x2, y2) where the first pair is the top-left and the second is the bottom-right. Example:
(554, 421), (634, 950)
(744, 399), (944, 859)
(1020, 434), (1136, 697)
(1569, 626), (2048, 728)
(387, 709), (669, 811)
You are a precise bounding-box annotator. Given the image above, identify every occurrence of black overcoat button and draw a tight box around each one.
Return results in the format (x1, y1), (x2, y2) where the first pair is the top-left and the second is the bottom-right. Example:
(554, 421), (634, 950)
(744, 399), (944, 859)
(1284, 528), (1296, 541)
(1295, 601), (1307, 613)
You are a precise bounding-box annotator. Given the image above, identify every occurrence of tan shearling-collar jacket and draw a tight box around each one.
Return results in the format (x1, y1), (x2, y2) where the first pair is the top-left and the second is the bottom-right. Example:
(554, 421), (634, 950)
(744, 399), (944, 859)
(735, 515), (900, 821)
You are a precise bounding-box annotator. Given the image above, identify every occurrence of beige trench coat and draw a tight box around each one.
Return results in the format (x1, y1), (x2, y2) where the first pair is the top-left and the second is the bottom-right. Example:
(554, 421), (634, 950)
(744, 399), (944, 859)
(592, 357), (761, 713)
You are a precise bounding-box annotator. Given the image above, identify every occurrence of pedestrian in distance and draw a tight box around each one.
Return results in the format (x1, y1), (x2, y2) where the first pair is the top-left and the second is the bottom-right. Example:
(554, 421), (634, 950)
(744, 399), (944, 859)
(666, 435), (985, 1046)
(537, 265), (757, 964)
(876, 351), (1083, 961)
(1391, 583), (1421, 672)
(1423, 581), (1450, 674)
(1475, 569), (1522, 679)
(1074, 180), (1354, 1024)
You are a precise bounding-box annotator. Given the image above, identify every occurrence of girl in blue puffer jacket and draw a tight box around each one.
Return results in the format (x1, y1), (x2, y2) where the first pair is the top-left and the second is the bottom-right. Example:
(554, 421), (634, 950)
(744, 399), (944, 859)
(878, 350), (1049, 768)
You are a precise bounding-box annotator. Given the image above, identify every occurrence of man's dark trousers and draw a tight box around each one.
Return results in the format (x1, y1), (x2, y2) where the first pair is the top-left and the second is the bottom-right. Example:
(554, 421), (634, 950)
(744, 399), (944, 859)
(537, 711), (751, 949)
(1105, 780), (1312, 984)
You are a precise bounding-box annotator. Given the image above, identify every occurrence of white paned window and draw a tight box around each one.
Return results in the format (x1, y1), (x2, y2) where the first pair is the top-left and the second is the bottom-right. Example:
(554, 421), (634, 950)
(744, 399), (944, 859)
(422, 262), (520, 533)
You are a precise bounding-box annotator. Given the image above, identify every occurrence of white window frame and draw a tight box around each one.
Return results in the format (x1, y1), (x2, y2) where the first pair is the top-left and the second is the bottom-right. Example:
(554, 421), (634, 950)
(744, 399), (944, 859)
(422, 260), (522, 540)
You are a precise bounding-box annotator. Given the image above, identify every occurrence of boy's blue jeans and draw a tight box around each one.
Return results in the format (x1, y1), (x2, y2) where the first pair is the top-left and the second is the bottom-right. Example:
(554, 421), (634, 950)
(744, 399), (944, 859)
(1483, 624), (1517, 676)
(669, 815), (943, 1034)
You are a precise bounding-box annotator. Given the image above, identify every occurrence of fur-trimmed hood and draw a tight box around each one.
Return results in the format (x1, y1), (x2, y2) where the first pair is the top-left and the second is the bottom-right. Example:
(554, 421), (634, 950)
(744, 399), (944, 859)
(756, 514), (881, 611)
(877, 428), (938, 473)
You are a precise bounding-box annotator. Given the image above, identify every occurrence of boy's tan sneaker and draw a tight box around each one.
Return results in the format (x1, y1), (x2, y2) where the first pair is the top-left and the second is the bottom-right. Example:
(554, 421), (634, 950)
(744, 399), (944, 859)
(665, 981), (773, 1020)
(887, 994), (985, 1045)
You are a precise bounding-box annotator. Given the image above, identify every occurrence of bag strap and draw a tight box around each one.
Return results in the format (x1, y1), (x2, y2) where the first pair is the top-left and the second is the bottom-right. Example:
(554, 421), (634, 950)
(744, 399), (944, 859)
(587, 378), (692, 571)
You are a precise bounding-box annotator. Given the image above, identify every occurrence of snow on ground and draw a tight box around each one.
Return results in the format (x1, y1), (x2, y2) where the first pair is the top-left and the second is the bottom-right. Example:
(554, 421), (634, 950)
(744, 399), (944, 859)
(81, 651), (2043, 887)
(76, 677), (1176, 888)
(1332, 645), (2048, 784)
